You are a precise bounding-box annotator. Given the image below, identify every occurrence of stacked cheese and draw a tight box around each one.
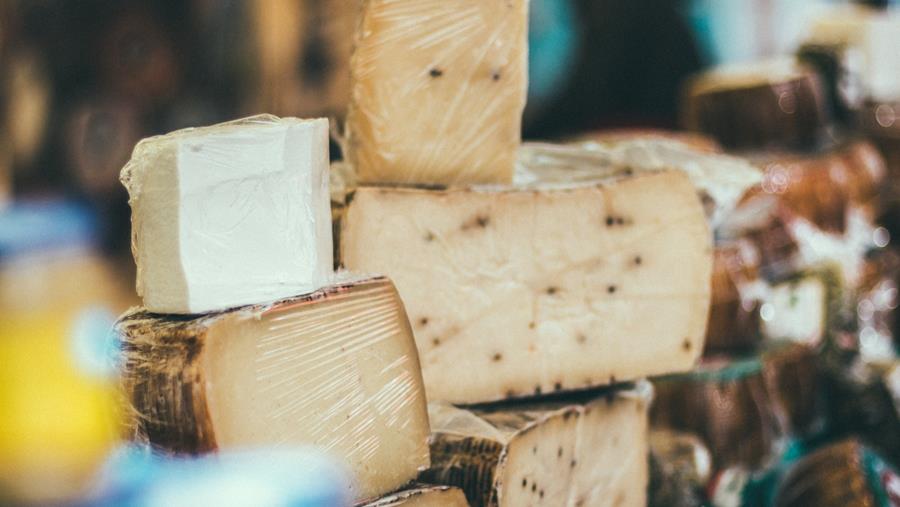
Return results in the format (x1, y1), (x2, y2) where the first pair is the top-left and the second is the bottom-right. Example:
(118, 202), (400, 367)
(115, 115), (448, 504)
(339, 2), (716, 506)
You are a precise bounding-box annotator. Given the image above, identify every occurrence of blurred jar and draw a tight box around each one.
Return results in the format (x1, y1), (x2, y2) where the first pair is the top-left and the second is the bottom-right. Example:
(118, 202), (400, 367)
(0, 200), (136, 504)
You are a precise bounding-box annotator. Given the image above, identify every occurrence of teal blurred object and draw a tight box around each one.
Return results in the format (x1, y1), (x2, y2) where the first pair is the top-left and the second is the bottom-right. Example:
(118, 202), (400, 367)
(528, 0), (579, 108)
(83, 446), (352, 507)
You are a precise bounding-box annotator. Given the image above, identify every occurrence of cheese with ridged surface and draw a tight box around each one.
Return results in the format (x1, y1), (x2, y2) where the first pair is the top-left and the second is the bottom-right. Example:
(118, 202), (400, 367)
(341, 170), (712, 404)
(346, 0), (528, 185)
(115, 276), (430, 502)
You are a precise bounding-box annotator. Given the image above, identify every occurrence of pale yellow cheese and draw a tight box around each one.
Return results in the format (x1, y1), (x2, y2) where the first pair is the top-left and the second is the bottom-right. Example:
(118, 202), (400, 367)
(423, 382), (652, 507)
(341, 170), (712, 404)
(346, 0), (528, 185)
(116, 276), (430, 502)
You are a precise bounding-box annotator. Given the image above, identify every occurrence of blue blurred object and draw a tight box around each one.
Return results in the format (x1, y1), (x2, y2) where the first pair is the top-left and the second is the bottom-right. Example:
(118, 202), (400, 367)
(82, 445), (352, 507)
(69, 306), (120, 380)
(528, 0), (579, 107)
(0, 199), (97, 260)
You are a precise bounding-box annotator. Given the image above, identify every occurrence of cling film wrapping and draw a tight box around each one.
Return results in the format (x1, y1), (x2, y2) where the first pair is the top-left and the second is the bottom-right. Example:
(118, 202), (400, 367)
(114, 275), (431, 503)
(120, 114), (333, 314)
(421, 381), (652, 507)
(346, 0), (528, 186)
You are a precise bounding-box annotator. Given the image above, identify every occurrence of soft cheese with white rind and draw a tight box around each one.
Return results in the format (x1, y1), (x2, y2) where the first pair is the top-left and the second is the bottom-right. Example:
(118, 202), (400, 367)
(422, 382), (652, 507)
(341, 170), (712, 404)
(347, 0), (528, 185)
(115, 276), (430, 502)
(121, 114), (332, 314)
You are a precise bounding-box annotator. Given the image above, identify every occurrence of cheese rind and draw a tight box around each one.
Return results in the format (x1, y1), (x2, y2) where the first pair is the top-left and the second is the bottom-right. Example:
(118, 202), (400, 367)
(341, 170), (712, 404)
(362, 484), (470, 507)
(422, 382), (652, 507)
(346, 0), (528, 185)
(682, 60), (827, 150)
(121, 114), (333, 314)
(116, 276), (430, 502)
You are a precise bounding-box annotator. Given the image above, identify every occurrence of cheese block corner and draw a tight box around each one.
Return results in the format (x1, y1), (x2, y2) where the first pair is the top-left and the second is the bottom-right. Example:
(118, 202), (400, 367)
(116, 275), (430, 501)
(121, 114), (333, 314)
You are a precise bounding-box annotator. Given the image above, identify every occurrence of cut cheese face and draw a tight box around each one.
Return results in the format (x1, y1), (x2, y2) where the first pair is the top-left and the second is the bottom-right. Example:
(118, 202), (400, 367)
(120, 115), (333, 314)
(346, 0), (528, 185)
(422, 382), (652, 507)
(116, 276), (430, 502)
(341, 170), (712, 404)
(362, 484), (470, 507)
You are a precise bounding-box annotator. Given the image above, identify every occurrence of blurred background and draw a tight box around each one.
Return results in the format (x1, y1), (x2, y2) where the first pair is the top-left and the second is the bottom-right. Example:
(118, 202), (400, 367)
(1, 0), (900, 505)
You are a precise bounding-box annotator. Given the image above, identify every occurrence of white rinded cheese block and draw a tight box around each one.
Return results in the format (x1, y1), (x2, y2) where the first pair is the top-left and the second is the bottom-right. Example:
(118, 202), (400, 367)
(120, 114), (333, 314)
(346, 0), (528, 185)
(422, 382), (652, 507)
(362, 484), (470, 507)
(341, 170), (712, 404)
(115, 276), (430, 502)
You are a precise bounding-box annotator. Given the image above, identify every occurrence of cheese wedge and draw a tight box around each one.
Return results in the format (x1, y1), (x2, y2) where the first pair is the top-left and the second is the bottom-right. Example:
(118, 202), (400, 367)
(363, 484), (470, 507)
(422, 382), (652, 507)
(115, 276), (430, 502)
(341, 170), (712, 404)
(120, 115), (332, 314)
(346, 0), (528, 185)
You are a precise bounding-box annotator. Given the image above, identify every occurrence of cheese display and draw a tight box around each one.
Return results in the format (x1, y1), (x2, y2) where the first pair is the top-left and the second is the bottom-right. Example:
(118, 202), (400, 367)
(115, 276), (430, 502)
(682, 59), (827, 150)
(421, 382), (652, 507)
(362, 484), (470, 507)
(805, 6), (900, 103)
(346, 0), (528, 185)
(120, 115), (333, 314)
(652, 357), (781, 470)
(341, 169), (712, 404)
(744, 140), (886, 233)
(761, 343), (823, 438)
(648, 430), (712, 507)
(760, 270), (838, 347)
(774, 440), (900, 507)
(706, 243), (763, 352)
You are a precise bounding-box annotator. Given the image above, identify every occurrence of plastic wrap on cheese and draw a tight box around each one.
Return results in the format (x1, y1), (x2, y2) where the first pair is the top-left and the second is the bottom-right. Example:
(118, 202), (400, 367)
(346, 0), (528, 186)
(422, 382), (652, 507)
(114, 275), (431, 503)
(516, 139), (763, 231)
(120, 114), (333, 314)
(341, 166), (712, 404)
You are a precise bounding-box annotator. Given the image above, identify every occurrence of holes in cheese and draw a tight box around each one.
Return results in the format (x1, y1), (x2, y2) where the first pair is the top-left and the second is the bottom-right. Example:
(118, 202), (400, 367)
(116, 276), (430, 502)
